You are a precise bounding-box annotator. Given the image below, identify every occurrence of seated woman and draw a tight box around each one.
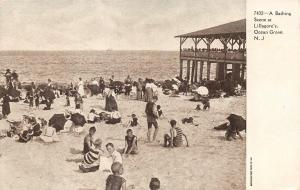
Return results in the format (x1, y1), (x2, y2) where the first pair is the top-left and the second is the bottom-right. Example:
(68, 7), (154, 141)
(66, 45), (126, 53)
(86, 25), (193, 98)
(164, 120), (189, 147)
(79, 138), (104, 173)
(120, 129), (138, 156)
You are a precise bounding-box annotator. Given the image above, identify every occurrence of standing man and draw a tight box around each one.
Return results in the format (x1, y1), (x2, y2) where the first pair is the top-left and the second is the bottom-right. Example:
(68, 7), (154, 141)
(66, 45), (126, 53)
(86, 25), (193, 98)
(145, 96), (159, 142)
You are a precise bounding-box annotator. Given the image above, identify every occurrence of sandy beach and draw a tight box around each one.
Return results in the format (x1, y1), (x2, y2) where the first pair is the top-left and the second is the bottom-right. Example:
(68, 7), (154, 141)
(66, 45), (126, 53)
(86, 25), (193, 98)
(0, 91), (245, 190)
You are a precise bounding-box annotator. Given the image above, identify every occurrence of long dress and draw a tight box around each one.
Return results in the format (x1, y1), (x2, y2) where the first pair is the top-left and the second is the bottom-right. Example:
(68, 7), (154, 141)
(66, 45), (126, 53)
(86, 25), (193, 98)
(77, 81), (85, 97)
(105, 90), (118, 112)
(2, 95), (11, 116)
(144, 83), (153, 102)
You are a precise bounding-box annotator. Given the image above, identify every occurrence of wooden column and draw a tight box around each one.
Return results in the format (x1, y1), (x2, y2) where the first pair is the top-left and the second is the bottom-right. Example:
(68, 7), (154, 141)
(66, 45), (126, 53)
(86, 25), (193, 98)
(187, 60), (191, 83)
(217, 63), (225, 80)
(179, 37), (187, 79)
(179, 59), (183, 79)
(194, 61), (198, 83)
(207, 61), (211, 80)
(199, 61), (204, 82)
(241, 64), (246, 80)
(191, 61), (195, 84)
(232, 64), (241, 81)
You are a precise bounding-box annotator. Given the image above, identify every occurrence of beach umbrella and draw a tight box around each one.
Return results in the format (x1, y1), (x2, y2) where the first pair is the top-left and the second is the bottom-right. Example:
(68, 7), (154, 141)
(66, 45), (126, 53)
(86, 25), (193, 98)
(226, 114), (246, 131)
(49, 114), (67, 132)
(71, 113), (86, 126)
(195, 86), (209, 96)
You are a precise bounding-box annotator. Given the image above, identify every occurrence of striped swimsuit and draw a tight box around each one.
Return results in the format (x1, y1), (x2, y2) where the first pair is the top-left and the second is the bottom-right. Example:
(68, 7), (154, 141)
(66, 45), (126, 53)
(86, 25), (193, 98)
(173, 127), (183, 147)
(84, 148), (100, 165)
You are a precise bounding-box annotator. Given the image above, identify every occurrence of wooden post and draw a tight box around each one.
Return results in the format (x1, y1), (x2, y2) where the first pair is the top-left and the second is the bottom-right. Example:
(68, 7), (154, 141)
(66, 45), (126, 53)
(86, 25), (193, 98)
(179, 37), (187, 79)
(199, 61), (204, 82)
(241, 64), (246, 80)
(187, 60), (191, 84)
(191, 61), (195, 84)
(194, 61), (198, 83)
(179, 59), (183, 79)
(232, 64), (241, 81)
(207, 61), (211, 80)
(217, 63), (225, 80)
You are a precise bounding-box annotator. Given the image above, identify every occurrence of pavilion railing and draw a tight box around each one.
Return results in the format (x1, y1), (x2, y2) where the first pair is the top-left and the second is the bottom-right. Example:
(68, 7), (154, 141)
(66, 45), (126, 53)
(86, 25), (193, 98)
(181, 50), (246, 61)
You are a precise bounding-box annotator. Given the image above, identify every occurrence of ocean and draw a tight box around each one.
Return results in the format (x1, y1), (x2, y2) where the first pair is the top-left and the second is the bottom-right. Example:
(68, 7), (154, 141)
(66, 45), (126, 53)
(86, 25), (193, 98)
(0, 50), (179, 84)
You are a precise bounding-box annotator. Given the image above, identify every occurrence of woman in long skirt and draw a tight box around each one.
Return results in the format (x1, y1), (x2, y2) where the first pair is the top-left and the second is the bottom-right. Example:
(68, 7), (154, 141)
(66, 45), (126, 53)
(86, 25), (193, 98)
(144, 82), (153, 102)
(2, 94), (11, 118)
(105, 88), (118, 112)
(77, 78), (85, 97)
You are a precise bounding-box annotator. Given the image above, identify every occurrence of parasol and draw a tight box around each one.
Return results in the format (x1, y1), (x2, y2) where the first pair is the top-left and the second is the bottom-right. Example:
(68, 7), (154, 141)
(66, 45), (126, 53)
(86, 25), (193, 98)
(71, 113), (86, 126)
(49, 114), (67, 132)
(226, 114), (246, 131)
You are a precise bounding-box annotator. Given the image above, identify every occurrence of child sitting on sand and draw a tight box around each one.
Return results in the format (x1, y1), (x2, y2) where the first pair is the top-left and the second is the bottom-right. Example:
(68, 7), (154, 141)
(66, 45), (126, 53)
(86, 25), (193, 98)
(164, 120), (189, 147)
(79, 138), (103, 173)
(106, 143), (123, 164)
(120, 129), (138, 156)
(149, 178), (160, 190)
(105, 162), (126, 190)
(126, 114), (141, 127)
(83, 126), (96, 154)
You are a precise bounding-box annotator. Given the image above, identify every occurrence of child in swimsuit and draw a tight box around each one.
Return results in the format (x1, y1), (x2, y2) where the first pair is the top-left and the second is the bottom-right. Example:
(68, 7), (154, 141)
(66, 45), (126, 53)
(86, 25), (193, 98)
(127, 114), (141, 127)
(105, 162), (126, 190)
(149, 178), (160, 190)
(79, 138), (103, 173)
(122, 129), (138, 156)
(156, 105), (163, 117)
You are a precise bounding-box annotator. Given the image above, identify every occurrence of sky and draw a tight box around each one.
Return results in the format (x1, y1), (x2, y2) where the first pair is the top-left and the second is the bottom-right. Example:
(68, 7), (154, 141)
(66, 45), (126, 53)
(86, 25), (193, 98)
(0, 0), (245, 50)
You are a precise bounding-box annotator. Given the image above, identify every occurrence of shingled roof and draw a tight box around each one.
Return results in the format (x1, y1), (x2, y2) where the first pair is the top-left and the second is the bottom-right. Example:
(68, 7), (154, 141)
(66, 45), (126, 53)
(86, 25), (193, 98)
(176, 19), (246, 38)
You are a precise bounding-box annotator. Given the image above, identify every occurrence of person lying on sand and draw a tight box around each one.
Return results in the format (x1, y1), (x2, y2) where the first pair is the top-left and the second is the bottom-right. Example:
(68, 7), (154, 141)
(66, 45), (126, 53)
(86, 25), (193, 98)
(126, 114), (141, 127)
(106, 143), (123, 164)
(120, 129), (138, 157)
(79, 138), (104, 173)
(105, 162), (127, 190)
(149, 178), (160, 190)
(82, 127), (96, 154)
(87, 109), (98, 123)
(106, 111), (122, 124)
(164, 120), (189, 147)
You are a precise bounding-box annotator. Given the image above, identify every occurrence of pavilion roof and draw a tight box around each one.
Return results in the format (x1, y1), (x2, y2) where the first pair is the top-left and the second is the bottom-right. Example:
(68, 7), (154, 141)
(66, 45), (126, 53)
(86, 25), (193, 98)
(176, 19), (246, 38)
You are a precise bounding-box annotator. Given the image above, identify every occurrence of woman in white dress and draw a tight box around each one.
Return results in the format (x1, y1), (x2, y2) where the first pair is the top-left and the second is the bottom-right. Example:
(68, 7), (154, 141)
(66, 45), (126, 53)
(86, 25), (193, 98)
(77, 78), (85, 97)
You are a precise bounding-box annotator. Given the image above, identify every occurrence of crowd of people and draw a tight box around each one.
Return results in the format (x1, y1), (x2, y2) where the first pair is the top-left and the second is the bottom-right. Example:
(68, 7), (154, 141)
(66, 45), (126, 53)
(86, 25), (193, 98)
(0, 69), (246, 190)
